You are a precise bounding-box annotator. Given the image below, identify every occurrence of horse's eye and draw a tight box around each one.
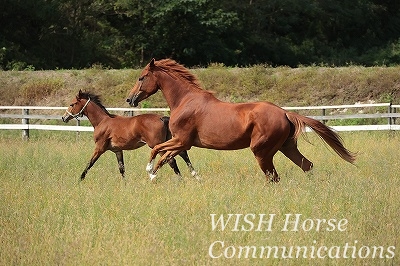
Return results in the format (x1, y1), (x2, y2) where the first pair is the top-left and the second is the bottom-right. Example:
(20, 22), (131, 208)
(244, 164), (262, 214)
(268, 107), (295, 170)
(138, 76), (144, 81)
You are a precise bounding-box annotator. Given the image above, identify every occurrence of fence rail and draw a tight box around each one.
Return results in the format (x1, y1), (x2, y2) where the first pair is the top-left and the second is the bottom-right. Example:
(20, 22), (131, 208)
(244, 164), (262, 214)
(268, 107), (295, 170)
(0, 103), (399, 140)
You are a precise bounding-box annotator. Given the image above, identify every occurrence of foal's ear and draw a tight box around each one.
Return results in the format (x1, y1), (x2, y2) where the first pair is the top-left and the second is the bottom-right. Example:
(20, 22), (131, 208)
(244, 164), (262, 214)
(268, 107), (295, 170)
(149, 58), (156, 68)
(77, 89), (83, 99)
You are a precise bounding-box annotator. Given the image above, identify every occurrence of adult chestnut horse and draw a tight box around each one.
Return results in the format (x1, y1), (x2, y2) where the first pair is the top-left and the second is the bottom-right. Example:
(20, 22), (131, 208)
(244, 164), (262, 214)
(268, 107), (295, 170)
(126, 59), (356, 182)
(62, 90), (197, 181)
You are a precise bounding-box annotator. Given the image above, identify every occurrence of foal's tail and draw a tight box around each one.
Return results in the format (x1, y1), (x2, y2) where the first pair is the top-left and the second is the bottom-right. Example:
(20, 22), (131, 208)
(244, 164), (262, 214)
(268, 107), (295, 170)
(160, 116), (172, 141)
(285, 112), (356, 164)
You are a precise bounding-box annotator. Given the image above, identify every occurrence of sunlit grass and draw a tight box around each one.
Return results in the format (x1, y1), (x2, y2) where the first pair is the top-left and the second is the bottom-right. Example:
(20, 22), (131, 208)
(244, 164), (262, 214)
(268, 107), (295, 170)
(0, 131), (399, 265)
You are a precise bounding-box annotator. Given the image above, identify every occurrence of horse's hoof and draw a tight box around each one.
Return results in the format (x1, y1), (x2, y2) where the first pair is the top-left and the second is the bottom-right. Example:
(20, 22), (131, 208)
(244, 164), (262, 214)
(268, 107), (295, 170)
(146, 161), (154, 173)
(149, 173), (157, 182)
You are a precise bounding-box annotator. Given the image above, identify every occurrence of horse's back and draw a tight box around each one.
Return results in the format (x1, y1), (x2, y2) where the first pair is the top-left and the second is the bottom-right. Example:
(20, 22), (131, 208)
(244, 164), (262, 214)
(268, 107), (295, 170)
(216, 100), (288, 126)
(236, 101), (290, 132)
(173, 99), (290, 150)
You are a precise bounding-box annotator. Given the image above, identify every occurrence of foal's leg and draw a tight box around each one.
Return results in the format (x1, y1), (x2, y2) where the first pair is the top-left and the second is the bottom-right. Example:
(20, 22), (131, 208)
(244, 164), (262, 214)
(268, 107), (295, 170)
(159, 151), (182, 177)
(280, 138), (313, 172)
(114, 151), (125, 178)
(167, 158), (182, 177)
(178, 151), (199, 179)
(81, 149), (104, 181)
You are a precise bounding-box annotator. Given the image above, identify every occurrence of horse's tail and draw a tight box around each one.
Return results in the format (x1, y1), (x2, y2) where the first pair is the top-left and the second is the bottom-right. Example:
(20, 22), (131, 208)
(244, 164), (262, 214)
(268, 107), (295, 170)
(285, 112), (356, 164)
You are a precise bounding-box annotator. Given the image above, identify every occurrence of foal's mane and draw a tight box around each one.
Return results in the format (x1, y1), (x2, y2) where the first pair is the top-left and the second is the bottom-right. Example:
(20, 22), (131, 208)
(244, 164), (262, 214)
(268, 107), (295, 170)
(155, 59), (205, 91)
(78, 91), (116, 117)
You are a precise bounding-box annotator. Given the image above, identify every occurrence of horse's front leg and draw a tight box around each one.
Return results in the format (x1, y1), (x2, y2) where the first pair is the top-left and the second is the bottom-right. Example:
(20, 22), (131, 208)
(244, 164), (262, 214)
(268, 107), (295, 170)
(146, 137), (188, 181)
(81, 149), (104, 181)
(145, 148), (159, 176)
(145, 141), (165, 174)
(146, 139), (172, 176)
(154, 150), (183, 173)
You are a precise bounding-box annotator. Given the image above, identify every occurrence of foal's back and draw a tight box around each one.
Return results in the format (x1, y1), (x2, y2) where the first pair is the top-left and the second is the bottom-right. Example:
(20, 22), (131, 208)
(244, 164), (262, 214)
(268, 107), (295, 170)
(97, 113), (168, 150)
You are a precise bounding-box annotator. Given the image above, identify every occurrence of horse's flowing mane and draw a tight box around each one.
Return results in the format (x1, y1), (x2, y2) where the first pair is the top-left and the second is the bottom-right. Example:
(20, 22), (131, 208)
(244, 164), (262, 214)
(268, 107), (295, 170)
(78, 91), (116, 117)
(155, 59), (204, 91)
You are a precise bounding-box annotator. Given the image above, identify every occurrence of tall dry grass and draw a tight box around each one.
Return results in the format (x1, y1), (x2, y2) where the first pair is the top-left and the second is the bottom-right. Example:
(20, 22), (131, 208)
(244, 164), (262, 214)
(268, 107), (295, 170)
(0, 130), (399, 265)
(1, 65), (399, 108)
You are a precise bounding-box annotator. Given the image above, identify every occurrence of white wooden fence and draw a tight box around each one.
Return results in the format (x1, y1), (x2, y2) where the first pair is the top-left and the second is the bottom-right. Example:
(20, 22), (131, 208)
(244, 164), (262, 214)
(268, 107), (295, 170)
(0, 103), (399, 140)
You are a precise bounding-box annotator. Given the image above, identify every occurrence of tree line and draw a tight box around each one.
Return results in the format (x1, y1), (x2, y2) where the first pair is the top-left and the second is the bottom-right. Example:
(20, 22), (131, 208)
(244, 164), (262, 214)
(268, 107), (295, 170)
(1, 0), (400, 70)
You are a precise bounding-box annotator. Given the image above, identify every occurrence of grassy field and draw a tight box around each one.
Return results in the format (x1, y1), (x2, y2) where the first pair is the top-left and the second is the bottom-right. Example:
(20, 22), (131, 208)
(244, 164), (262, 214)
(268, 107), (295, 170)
(0, 130), (399, 265)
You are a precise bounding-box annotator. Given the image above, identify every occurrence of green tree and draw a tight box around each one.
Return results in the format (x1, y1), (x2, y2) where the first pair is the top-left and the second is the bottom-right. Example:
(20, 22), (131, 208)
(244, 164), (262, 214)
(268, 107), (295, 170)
(115, 0), (241, 66)
(1, 0), (400, 69)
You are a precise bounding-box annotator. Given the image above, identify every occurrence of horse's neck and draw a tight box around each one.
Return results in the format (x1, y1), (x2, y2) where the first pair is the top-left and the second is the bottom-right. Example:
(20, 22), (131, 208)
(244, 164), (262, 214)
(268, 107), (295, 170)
(159, 73), (201, 110)
(85, 102), (109, 127)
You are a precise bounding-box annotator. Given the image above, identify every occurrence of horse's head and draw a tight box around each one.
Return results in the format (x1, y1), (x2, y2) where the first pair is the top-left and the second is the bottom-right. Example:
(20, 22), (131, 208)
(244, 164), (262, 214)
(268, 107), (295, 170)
(62, 89), (90, 122)
(126, 58), (160, 107)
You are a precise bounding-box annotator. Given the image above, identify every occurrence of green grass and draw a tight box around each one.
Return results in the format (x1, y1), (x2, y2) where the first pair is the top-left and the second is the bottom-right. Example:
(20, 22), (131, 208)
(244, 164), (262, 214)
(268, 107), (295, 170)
(0, 130), (399, 265)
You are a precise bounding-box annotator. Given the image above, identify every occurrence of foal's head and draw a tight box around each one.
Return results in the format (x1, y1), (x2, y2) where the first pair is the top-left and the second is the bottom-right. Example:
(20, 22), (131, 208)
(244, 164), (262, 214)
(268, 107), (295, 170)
(62, 89), (113, 122)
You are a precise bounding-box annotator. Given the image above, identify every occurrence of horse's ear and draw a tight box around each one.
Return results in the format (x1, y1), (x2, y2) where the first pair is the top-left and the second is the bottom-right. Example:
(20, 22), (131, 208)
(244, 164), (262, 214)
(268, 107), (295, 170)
(150, 58), (155, 68)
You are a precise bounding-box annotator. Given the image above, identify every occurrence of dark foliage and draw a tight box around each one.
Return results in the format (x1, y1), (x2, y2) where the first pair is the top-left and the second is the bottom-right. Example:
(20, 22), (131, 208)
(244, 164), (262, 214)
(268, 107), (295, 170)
(1, 0), (400, 70)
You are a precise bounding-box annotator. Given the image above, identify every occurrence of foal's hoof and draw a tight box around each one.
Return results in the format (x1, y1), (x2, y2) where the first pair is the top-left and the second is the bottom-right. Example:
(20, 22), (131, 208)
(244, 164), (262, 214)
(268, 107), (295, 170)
(191, 170), (198, 177)
(269, 176), (280, 183)
(190, 171), (202, 182)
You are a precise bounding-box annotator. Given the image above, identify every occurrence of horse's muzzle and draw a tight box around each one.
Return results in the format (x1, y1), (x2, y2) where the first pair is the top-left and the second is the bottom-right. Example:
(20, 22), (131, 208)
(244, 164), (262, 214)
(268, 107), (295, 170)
(126, 97), (137, 107)
(126, 93), (140, 107)
(61, 115), (71, 123)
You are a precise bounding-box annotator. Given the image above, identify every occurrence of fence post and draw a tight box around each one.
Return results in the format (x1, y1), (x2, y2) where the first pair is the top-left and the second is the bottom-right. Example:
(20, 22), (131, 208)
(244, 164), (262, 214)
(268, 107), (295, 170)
(22, 108), (29, 140)
(76, 119), (80, 139)
(322, 108), (327, 124)
(388, 103), (392, 125)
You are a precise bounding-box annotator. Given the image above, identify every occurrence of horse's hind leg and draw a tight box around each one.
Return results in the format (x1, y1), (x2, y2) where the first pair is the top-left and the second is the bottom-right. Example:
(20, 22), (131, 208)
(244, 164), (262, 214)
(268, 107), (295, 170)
(178, 150), (199, 179)
(115, 151), (125, 178)
(253, 152), (280, 183)
(251, 145), (280, 183)
(280, 138), (313, 172)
